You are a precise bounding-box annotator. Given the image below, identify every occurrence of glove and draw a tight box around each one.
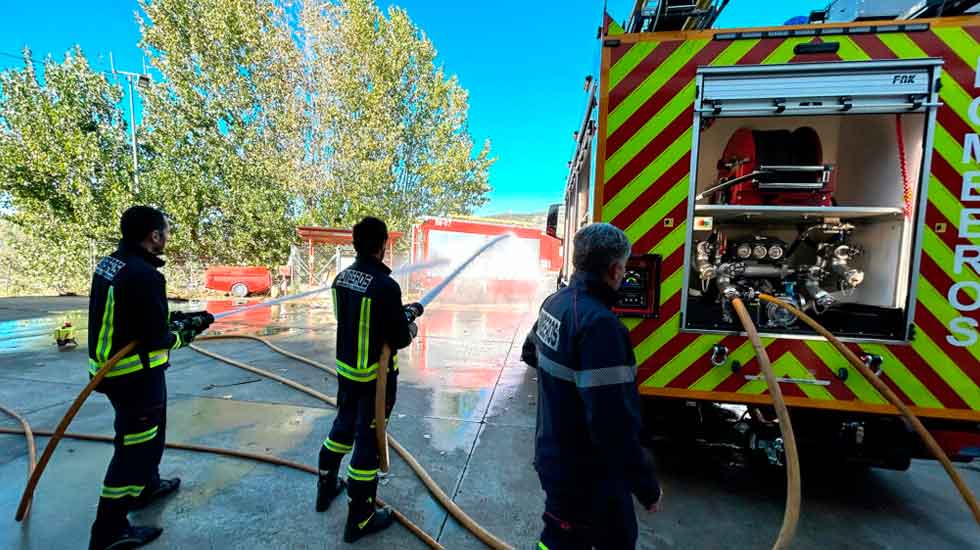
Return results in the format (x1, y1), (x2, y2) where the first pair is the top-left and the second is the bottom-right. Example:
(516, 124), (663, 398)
(408, 321), (418, 340)
(403, 302), (424, 323)
(172, 327), (196, 349)
(169, 311), (214, 349)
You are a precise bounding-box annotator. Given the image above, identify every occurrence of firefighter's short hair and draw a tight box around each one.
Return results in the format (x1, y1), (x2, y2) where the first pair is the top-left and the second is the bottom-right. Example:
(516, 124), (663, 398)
(120, 205), (167, 244)
(353, 217), (388, 256)
(572, 223), (631, 275)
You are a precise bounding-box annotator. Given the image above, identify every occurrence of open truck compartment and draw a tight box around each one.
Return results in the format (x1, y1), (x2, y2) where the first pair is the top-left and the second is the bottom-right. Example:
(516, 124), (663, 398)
(681, 60), (942, 342)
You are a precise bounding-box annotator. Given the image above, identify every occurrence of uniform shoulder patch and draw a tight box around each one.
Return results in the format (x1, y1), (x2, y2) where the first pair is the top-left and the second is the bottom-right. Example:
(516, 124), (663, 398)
(536, 309), (561, 351)
(335, 269), (373, 293)
(94, 256), (126, 282)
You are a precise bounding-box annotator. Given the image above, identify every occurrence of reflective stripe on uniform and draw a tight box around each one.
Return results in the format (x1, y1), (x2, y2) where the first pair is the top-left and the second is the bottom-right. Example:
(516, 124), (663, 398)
(123, 425), (159, 446)
(100, 484), (145, 499)
(358, 512), (376, 529)
(96, 286), (116, 363)
(347, 465), (378, 482)
(336, 359), (379, 382)
(323, 437), (353, 454)
(88, 349), (169, 378)
(332, 288), (338, 320)
(538, 543), (550, 550)
(538, 354), (636, 388)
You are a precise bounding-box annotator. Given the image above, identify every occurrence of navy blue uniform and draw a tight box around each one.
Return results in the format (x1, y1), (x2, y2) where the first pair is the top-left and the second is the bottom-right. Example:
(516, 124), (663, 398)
(526, 272), (660, 550)
(320, 256), (412, 495)
(87, 241), (181, 533)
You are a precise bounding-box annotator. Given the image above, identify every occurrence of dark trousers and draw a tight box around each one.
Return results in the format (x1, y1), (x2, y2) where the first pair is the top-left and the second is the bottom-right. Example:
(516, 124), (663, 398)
(538, 482), (638, 550)
(93, 369), (167, 532)
(319, 372), (397, 502)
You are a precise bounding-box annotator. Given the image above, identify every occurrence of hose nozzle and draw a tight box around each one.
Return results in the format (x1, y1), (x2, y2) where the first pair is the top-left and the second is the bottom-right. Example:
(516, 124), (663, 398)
(170, 311), (215, 334)
(403, 302), (424, 323)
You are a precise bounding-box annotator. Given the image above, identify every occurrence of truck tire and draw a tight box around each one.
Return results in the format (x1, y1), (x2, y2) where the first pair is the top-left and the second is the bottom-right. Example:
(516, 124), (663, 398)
(230, 282), (249, 298)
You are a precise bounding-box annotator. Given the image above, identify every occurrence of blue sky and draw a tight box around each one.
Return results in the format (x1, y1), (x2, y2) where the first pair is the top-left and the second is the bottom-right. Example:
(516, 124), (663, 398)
(0, 1), (826, 215)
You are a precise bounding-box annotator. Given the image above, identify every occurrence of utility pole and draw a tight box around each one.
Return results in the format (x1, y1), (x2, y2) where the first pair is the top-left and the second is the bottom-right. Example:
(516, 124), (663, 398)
(110, 52), (152, 194)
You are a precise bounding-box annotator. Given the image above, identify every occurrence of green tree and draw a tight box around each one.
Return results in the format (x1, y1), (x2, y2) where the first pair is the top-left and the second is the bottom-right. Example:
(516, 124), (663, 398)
(298, 0), (494, 230)
(137, 0), (305, 265)
(0, 48), (134, 293)
(0, 0), (494, 296)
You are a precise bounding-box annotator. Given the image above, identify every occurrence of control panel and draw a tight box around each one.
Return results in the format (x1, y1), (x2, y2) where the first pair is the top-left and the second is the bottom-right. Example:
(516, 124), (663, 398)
(613, 254), (661, 318)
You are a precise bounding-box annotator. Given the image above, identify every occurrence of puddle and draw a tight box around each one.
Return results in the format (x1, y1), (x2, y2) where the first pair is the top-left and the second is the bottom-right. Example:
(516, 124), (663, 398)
(0, 310), (86, 353)
(165, 396), (332, 507)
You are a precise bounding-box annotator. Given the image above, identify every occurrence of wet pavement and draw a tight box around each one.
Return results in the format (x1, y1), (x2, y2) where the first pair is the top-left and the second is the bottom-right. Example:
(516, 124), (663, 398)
(1, 294), (979, 549)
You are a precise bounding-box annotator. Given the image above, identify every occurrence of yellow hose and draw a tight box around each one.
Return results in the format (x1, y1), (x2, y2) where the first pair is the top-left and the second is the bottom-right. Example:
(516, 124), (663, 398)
(756, 293), (980, 526)
(729, 297), (801, 550)
(193, 337), (514, 549)
(14, 340), (139, 522)
(190, 343), (337, 407)
(0, 424), (443, 549)
(199, 334), (337, 377)
(0, 404), (36, 518)
(376, 344), (392, 473)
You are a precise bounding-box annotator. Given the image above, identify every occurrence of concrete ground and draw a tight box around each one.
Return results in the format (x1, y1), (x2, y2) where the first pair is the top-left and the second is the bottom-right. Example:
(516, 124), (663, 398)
(1, 295), (979, 549)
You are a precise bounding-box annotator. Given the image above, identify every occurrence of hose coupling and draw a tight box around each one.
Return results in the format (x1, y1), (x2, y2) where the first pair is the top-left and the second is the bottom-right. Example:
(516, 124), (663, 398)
(862, 354), (883, 376)
(721, 284), (740, 301)
(710, 344), (729, 366)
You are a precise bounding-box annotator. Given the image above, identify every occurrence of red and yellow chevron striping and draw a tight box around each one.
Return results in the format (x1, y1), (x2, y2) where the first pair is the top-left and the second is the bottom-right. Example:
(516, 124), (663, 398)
(598, 19), (980, 420)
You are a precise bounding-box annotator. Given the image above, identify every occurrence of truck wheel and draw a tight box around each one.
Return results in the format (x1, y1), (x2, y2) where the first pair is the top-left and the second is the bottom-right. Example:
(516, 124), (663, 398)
(230, 283), (249, 298)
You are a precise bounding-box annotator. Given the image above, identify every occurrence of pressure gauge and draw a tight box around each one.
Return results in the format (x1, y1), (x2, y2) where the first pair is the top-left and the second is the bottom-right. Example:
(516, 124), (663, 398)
(752, 244), (768, 259)
(736, 243), (752, 259)
(768, 244), (784, 260)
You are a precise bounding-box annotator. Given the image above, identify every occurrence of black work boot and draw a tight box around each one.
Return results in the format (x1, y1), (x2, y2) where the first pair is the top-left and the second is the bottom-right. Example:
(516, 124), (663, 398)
(89, 524), (163, 550)
(315, 468), (346, 512)
(343, 502), (395, 543)
(131, 478), (180, 510)
(343, 478), (394, 543)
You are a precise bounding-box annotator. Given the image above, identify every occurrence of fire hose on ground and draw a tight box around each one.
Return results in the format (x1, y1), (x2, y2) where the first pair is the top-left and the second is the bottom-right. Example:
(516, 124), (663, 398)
(3, 236), (515, 548)
(0, 425), (442, 548)
(1, 334), (510, 549)
(756, 293), (980, 526)
(0, 403), (36, 518)
(12, 341), (139, 522)
(203, 235), (514, 546)
(189, 338), (513, 549)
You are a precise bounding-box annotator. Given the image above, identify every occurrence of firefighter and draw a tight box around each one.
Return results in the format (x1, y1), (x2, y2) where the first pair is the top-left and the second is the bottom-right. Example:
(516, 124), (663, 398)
(315, 216), (422, 543)
(87, 206), (212, 550)
(524, 222), (662, 550)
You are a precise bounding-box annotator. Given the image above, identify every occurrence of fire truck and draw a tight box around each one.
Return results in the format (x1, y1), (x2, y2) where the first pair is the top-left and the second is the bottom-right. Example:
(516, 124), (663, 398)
(551, 0), (980, 469)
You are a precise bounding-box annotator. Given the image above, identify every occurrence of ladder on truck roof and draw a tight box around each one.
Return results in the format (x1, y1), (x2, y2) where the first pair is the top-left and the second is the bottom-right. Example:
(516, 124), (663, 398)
(625, 0), (980, 33)
(626, 0), (728, 33)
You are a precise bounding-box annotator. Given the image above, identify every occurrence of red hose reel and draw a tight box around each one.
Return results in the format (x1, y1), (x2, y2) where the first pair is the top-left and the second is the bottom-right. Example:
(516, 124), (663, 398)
(711, 127), (836, 206)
